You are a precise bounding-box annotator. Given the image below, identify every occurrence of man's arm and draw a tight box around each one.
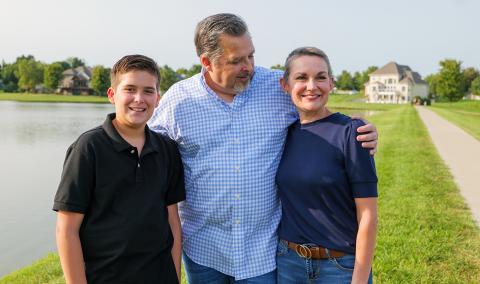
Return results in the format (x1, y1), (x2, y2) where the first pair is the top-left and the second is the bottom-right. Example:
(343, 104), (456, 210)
(56, 211), (87, 284)
(168, 203), (182, 283)
(352, 198), (378, 284)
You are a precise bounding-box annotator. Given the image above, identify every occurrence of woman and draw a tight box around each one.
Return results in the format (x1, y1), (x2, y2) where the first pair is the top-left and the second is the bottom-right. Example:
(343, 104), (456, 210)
(276, 47), (378, 284)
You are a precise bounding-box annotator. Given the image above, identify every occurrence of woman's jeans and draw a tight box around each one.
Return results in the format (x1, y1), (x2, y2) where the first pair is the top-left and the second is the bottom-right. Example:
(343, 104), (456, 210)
(276, 240), (372, 284)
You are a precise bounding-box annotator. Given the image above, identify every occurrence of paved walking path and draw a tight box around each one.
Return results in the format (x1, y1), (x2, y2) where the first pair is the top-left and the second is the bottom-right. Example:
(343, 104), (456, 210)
(416, 106), (480, 226)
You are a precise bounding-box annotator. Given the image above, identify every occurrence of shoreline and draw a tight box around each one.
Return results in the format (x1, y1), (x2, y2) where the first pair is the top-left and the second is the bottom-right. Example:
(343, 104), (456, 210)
(0, 93), (109, 104)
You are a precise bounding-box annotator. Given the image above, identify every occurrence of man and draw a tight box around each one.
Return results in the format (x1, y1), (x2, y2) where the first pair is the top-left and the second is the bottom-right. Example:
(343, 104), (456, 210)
(149, 13), (378, 283)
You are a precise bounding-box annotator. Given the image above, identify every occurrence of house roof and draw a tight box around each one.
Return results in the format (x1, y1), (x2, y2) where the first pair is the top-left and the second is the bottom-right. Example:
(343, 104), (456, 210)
(371, 61), (426, 85)
(371, 61), (411, 75)
(62, 66), (93, 79)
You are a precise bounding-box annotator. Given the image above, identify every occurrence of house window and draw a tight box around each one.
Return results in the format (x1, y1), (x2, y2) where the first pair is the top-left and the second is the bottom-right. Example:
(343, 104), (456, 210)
(388, 79), (392, 84)
(373, 86), (376, 91)
(402, 86), (405, 92)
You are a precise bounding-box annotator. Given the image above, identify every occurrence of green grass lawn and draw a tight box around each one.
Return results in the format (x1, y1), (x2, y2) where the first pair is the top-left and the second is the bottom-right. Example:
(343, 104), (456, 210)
(372, 106), (480, 283)
(430, 100), (480, 140)
(1, 103), (479, 283)
(0, 92), (109, 103)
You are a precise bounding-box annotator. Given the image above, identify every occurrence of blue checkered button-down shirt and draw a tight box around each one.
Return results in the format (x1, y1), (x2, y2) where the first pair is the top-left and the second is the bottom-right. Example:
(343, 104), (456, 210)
(148, 66), (297, 280)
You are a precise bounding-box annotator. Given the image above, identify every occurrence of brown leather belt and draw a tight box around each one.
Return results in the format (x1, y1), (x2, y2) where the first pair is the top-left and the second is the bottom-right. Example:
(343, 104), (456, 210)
(285, 240), (346, 259)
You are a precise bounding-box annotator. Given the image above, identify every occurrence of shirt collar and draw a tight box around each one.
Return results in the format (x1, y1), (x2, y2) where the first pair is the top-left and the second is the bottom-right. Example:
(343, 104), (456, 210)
(102, 113), (160, 154)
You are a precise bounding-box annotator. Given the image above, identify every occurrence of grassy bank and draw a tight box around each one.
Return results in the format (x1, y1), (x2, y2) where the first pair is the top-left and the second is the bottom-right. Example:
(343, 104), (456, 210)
(0, 93), (109, 103)
(2, 104), (479, 283)
(372, 106), (480, 283)
(430, 100), (480, 140)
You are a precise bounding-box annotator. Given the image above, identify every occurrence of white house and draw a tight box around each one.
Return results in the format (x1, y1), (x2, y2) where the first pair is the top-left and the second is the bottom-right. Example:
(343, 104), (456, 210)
(365, 61), (428, 104)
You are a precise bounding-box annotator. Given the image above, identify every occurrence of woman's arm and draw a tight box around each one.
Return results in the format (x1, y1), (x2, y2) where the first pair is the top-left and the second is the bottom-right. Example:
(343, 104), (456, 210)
(56, 211), (87, 284)
(352, 197), (378, 284)
(168, 203), (182, 283)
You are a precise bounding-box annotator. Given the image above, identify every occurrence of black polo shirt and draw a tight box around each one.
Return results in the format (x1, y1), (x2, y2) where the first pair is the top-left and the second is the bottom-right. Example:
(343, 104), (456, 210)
(53, 113), (185, 284)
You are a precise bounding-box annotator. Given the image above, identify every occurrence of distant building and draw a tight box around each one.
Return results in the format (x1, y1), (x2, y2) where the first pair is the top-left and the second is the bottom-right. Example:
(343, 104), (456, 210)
(58, 66), (94, 95)
(463, 93), (480, 101)
(365, 61), (428, 104)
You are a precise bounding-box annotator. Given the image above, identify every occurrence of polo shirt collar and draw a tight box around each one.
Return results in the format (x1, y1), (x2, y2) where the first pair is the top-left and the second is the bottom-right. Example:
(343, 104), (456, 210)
(102, 113), (160, 154)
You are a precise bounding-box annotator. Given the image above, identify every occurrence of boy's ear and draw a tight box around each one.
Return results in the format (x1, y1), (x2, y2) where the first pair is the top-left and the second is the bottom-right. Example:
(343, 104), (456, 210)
(200, 55), (213, 72)
(155, 92), (160, 107)
(107, 87), (115, 104)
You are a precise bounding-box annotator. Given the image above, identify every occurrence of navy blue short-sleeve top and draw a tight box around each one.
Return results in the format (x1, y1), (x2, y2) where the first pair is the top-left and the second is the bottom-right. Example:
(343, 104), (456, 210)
(276, 112), (377, 254)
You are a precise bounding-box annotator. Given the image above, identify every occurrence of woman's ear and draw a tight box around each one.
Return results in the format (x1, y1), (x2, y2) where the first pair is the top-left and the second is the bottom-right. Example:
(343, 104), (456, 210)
(280, 77), (290, 94)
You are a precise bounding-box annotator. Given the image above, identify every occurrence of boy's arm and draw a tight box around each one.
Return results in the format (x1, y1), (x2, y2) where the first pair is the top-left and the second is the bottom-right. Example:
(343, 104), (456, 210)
(168, 203), (182, 283)
(56, 211), (87, 284)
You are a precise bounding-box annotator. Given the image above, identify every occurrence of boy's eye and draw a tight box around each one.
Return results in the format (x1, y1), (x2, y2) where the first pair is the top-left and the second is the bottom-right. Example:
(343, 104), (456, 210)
(295, 75), (306, 80)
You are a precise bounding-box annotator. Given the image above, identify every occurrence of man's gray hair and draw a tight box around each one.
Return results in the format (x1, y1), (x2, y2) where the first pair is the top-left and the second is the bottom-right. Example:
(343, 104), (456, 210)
(194, 13), (249, 61)
(283, 47), (334, 82)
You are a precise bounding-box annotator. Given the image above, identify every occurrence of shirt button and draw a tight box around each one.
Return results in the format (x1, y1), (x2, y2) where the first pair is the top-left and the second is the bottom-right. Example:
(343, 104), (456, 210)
(235, 194), (240, 200)
(235, 220), (240, 225)
(233, 138), (240, 144)
(137, 163), (140, 168)
(234, 166), (240, 172)
(130, 149), (135, 154)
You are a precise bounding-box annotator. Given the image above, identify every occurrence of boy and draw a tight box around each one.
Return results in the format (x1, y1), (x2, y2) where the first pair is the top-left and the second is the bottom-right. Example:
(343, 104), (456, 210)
(53, 55), (185, 284)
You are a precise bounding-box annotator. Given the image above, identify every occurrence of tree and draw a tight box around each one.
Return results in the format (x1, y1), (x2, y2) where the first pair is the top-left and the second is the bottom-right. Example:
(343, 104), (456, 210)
(176, 64), (202, 79)
(353, 71), (363, 91)
(462, 67), (479, 93)
(66, 57), (86, 69)
(471, 76), (480, 96)
(91, 66), (110, 96)
(436, 59), (465, 102)
(44, 62), (65, 91)
(424, 74), (439, 98)
(159, 65), (180, 92)
(15, 56), (44, 92)
(336, 70), (355, 90)
(361, 66), (378, 85)
(270, 64), (285, 71)
(1, 63), (19, 92)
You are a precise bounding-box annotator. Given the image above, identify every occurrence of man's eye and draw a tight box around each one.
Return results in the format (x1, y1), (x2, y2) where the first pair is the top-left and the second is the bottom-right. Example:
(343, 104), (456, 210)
(295, 76), (306, 80)
(125, 88), (134, 92)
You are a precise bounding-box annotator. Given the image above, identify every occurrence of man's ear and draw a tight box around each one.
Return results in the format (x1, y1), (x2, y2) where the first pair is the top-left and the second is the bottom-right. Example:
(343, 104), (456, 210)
(107, 87), (115, 104)
(200, 55), (213, 72)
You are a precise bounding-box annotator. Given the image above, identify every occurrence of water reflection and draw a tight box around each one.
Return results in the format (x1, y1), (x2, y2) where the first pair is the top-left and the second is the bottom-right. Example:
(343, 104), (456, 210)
(0, 101), (112, 276)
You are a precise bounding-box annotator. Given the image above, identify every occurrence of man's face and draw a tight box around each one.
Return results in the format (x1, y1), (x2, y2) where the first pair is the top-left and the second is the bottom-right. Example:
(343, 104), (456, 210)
(107, 70), (160, 130)
(205, 34), (255, 94)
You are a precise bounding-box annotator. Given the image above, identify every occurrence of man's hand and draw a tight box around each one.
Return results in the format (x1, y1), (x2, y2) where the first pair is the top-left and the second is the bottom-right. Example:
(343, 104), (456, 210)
(353, 117), (378, 155)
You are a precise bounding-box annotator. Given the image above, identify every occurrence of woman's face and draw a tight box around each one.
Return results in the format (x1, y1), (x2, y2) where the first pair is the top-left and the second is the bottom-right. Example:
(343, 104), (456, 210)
(281, 55), (334, 117)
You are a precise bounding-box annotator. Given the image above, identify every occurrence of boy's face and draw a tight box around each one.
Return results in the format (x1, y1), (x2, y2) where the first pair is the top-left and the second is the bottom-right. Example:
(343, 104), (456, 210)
(107, 70), (160, 130)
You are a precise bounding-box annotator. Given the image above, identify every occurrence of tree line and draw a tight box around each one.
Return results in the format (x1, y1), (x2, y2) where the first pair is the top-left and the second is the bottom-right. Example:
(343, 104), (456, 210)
(0, 55), (201, 96)
(425, 59), (480, 102)
(2, 55), (479, 101)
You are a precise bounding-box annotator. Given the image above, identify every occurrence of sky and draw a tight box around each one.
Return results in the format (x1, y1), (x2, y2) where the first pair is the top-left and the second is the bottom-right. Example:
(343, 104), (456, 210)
(1, 0), (478, 76)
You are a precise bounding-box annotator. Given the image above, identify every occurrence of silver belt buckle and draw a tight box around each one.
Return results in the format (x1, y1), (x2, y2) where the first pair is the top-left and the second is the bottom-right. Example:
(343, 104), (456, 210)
(295, 244), (312, 259)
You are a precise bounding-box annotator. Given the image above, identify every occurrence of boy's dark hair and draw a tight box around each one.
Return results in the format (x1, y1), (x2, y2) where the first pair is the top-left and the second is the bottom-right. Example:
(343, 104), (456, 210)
(111, 55), (161, 90)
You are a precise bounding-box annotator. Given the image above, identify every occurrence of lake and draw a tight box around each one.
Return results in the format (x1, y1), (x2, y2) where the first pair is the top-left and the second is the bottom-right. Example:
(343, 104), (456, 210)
(0, 100), (377, 277)
(0, 101), (113, 276)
